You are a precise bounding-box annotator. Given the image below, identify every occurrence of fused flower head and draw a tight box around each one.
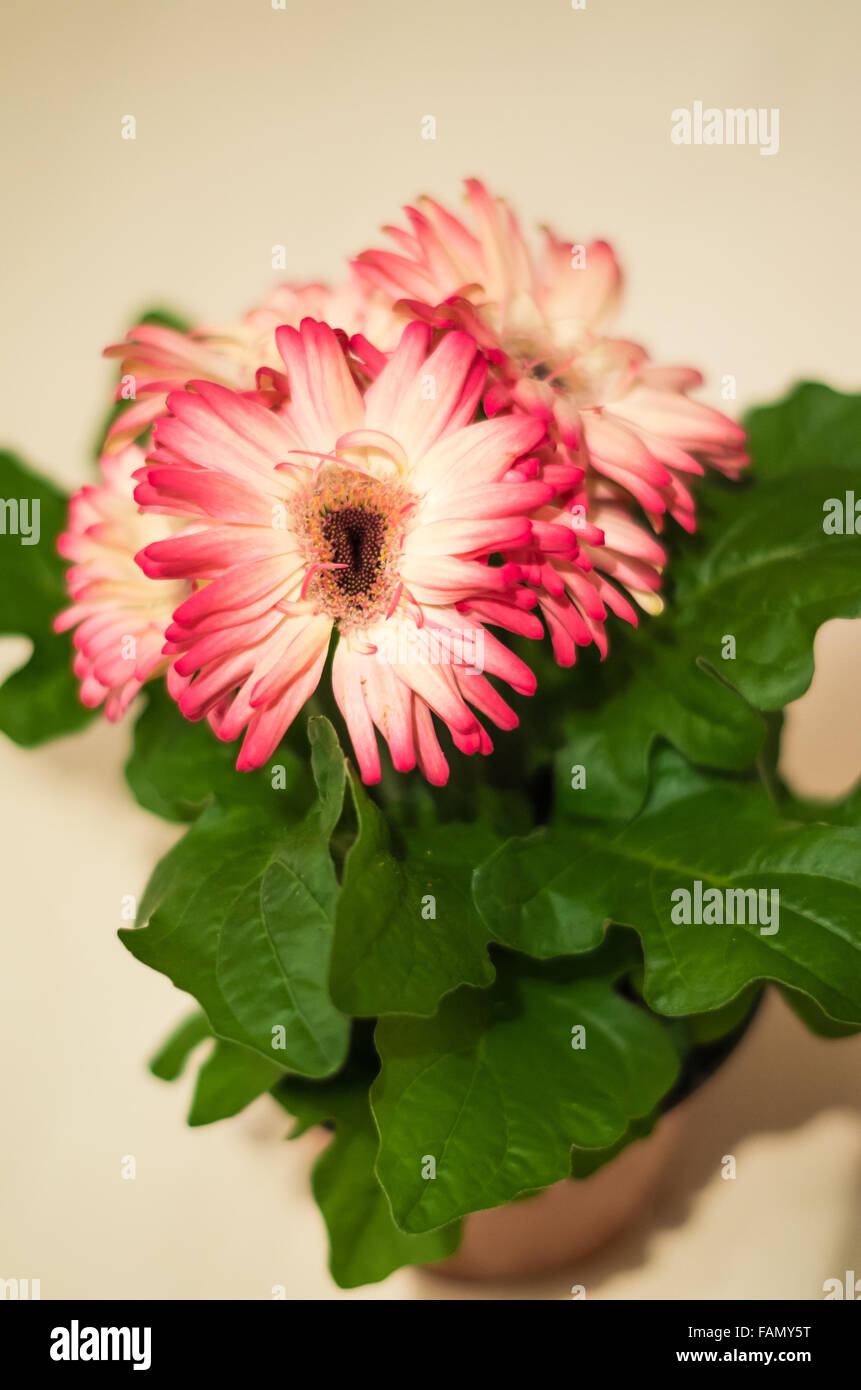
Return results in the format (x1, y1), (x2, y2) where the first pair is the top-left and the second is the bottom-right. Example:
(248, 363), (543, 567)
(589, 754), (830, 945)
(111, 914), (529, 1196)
(354, 178), (747, 659)
(54, 445), (190, 719)
(134, 318), (547, 783)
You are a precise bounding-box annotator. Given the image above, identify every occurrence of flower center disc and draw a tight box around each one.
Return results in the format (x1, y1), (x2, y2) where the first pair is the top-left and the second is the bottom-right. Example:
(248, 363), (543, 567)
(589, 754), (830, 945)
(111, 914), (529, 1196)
(296, 467), (413, 628)
(322, 506), (386, 598)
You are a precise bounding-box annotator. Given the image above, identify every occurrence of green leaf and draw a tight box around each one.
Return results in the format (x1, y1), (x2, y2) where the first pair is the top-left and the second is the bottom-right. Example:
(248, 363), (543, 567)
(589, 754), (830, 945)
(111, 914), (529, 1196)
(764, 779), (861, 1039)
(330, 770), (498, 1016)
(570, 1109), (660, 1179)
(125, 684), (310, 822)
(554, 635), (764, 821)
(274, 1068), (460, 1287)
(372, 932), (679, 1233)
(780, 985), (861, 1039)
(149, 1008), (285, 1122)
(188, 1038), (284, 1126)
(671, 470), (861, 711)
(120, 718), (351, 1077)
(680, 983), (762, 1046)
(744, 380), (861, 483)
(148, 1010), (210, 1081)
(0, 451), (96, 745)
(477, 750), (861, 1027)
(556, 383), (861, 820)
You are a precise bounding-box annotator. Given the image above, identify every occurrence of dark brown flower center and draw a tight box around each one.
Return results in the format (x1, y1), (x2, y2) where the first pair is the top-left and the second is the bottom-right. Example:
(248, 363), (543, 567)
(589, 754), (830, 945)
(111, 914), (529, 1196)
(293, 465), (415, 629)
(321, 505), (386, 598)
(530, 360), (553, 381)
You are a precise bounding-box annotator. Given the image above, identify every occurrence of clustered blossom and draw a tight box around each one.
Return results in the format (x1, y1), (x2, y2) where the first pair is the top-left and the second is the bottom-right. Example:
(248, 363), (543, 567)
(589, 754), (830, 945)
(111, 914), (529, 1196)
(57, 180), (747, 782)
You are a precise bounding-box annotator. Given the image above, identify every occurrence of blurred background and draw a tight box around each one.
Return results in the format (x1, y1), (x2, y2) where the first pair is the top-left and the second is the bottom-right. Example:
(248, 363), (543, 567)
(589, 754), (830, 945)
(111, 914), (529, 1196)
(0, 0), (858, 1299)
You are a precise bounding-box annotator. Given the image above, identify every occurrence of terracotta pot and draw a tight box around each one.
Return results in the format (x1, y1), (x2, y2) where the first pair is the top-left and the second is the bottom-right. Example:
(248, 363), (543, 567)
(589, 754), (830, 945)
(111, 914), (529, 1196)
(429, 1104), (686, 1281)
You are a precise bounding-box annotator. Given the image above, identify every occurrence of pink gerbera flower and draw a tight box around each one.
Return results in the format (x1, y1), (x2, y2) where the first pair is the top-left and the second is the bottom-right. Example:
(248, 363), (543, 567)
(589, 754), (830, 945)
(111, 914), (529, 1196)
(354, 179), (747, 525)
(54, 445), (191, 719)
(103, 274), (405, 454)
(353, 178), (747, 663)
(134, 318), (548, 783)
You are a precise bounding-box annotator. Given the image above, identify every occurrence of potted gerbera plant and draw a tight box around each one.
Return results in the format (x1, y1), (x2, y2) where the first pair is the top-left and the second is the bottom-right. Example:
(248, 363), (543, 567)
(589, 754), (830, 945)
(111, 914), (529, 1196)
(2, 180), (859, 1289)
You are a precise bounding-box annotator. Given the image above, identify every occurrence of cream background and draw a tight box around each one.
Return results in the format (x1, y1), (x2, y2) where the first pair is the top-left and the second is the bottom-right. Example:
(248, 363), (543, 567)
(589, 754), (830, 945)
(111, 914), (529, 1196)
(0, 0), (859, 1299)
